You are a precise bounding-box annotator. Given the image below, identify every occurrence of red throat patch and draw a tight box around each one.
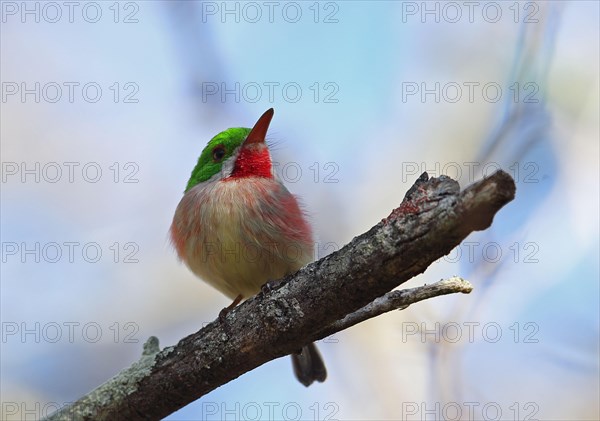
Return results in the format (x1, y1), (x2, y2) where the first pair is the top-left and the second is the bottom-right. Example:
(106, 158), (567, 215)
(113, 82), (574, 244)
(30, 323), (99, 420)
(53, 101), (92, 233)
(229, 144), (273, 179)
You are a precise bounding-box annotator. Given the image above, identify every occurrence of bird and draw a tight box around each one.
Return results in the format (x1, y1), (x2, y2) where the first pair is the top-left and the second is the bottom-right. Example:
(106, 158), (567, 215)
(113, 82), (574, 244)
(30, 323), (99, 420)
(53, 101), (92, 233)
(170, 108), (327, 387)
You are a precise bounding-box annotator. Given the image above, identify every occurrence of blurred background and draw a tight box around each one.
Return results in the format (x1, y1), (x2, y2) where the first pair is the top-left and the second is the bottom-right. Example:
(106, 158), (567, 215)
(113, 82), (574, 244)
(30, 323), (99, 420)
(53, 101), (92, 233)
(1, 1), (598, 420)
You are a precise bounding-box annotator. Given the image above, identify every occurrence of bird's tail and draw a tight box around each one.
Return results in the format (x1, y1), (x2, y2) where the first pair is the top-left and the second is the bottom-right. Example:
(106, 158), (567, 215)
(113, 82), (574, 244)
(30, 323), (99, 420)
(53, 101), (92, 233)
(291, 342), (327, 387)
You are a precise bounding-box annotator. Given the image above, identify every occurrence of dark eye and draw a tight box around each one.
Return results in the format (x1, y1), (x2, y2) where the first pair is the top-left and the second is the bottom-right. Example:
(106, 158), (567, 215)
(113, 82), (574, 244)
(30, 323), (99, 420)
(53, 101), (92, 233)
(212, 146), (226, 162)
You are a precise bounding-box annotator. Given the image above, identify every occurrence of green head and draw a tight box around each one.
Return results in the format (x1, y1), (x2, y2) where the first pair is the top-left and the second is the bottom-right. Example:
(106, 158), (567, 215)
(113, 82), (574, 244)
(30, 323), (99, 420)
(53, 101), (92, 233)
(184, 108), (275, 192)
(185, 127), (251, 192)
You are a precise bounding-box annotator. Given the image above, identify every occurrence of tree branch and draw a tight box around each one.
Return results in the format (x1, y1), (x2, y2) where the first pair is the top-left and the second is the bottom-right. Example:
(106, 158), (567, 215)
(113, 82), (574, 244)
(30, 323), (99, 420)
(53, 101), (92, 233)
(316, 276), (472, 339)
(46, 170), (516, 421)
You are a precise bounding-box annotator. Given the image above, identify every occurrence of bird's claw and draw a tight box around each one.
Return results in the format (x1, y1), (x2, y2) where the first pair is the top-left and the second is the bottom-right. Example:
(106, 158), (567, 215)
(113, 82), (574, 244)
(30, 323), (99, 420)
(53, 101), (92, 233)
(219, 294), (243, 323)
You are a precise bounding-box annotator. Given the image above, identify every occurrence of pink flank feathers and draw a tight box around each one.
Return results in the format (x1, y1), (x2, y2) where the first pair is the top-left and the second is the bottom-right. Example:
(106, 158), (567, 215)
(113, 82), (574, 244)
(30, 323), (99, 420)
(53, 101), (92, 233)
(170, 176), (313, 300)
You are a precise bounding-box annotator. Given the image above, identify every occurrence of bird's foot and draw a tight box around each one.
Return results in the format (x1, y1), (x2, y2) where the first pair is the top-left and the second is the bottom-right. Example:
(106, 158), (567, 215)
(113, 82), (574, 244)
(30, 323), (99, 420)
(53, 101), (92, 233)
(260, 278), (282, 295)
(218, 294), (243, 323)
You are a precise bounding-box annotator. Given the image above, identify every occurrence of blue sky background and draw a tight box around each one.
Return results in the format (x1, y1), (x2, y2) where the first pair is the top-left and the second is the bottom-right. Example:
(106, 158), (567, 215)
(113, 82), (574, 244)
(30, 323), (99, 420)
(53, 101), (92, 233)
(1, 1), (598, 420)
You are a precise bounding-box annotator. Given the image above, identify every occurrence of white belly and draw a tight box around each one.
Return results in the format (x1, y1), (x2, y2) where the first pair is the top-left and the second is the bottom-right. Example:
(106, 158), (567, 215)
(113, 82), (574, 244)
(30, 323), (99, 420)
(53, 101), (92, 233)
(172, 177), (314, 300)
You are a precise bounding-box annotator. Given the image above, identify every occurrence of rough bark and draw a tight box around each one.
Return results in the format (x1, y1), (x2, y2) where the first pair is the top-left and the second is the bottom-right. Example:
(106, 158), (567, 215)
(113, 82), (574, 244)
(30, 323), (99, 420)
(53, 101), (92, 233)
(46, 170), (516, 421)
